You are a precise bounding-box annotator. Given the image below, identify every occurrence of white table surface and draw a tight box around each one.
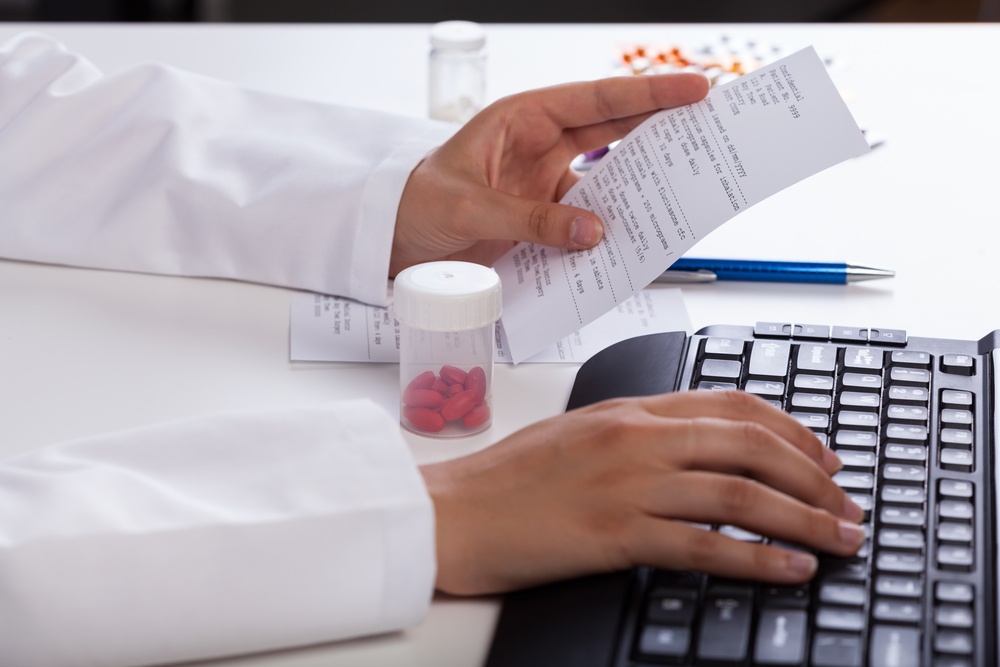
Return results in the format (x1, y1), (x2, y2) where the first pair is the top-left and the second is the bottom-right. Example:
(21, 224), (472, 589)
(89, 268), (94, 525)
(1, 21), (999, 667)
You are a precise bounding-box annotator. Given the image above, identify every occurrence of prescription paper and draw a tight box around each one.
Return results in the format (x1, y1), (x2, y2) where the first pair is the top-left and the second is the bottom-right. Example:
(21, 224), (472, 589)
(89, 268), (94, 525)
(289, 288), (690, 364)
(496, 46), (870, 363)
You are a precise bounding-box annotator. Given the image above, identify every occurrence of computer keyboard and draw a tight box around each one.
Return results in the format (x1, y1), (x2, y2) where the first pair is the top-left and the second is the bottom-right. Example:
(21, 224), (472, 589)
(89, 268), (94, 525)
(486, 323), (997, 667)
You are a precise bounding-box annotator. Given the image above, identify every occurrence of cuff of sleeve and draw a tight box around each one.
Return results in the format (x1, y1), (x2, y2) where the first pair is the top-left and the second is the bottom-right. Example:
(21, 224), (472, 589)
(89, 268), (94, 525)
(349, 124), (457, 307)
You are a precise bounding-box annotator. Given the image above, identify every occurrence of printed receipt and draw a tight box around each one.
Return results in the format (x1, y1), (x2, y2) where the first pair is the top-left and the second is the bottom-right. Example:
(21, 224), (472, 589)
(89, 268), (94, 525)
(289, 288), (691, 363)
(496, 47), (871, 363)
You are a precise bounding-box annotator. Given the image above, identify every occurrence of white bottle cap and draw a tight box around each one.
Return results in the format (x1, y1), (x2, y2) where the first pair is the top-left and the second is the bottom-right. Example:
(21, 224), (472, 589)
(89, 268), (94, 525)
(393, 261), (502, 332)
(430, 20), (486, 51)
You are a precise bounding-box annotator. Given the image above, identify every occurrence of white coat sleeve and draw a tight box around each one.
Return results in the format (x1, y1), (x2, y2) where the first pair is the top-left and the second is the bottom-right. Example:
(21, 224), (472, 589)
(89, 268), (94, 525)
(0, 402), (435, 667)
(0, 32), (457, 306)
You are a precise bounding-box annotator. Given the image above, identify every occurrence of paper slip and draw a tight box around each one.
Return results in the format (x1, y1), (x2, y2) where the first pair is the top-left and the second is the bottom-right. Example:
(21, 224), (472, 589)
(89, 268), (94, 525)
(496, 46), (870, 363)
(289, 288), (690, 364)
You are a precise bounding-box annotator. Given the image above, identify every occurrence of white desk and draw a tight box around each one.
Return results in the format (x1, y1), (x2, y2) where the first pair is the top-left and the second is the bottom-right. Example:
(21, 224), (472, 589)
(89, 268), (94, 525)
(1, 21), (998, 667)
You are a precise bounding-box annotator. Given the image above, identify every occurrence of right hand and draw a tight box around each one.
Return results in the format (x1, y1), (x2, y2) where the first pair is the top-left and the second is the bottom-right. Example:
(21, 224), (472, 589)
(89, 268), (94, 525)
(420, 390), (864, 596)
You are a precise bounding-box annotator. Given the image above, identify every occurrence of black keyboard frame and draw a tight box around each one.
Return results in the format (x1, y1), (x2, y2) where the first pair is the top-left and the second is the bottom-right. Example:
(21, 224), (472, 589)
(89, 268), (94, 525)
(486, 324), (998, 667)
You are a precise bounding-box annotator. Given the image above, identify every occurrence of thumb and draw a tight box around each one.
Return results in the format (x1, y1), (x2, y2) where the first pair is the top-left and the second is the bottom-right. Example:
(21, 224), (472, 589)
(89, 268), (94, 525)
(477, 189), (605, 250)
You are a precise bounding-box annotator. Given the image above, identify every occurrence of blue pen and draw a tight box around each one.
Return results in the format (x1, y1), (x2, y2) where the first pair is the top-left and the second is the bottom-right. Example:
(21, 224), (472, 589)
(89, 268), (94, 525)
(654, 258), (895, 284)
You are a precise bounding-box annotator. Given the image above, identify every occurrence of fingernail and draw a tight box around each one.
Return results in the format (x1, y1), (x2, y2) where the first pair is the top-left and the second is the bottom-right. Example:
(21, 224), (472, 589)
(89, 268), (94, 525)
(569, 216), (603, 248)
(838, 520), (866, 548)
(843, 496), (865, 523)
(787, 551), (817, 577)
(821, 447), (842, 474)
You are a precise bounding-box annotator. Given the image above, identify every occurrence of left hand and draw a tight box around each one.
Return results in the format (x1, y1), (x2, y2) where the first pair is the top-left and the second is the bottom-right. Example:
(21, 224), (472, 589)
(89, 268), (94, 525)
(391, 73), (709, 275)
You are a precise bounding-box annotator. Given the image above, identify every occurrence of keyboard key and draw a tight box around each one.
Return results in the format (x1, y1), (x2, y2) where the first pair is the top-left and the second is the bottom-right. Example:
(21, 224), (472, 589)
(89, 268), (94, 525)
(941, 429), (973, 448)
(941, 409), (974, 426)
(748, 340), (791, 379)
(815, 607), (865, 631)
(936, 582), (974, 604)
(869, 626), (920, 666)
(877, 528), (925, 551)
(836, 450), (875, 470)
(745, 379), (785, 397)
(754, 322), (790, 338)
(873, 598), (922, 623)
(696, 590), (753, 663)
(886, 404), (928, 423)
(938, 522), (974, 544)
(880, 506), (925, 526)
(838, 391), (880, 409)
(760, 584), (810, 609)
(702, 336), (745, 359)
(940, 353), (975, 376)
(876, 551), (925, 573)
(935, 630), (974, 655)
(843, 346), (884, 370)
(939, 500), (974, 522)
(638, 625), (691, 659)
(752, 608), (807, 665)
(889, 367), (931, 385)
(796, 343), (837, 373)
(812, 632), (863, 667)
(887, 386), (930, 403)
(818, 582), (867, 606)
(941, 389), (974, 408)
(881, 485), (926, 505)
(939, 479), (974, 499)
(841, 372), (882, 390)
(882, 463), (926, 484)
(793, 324), (831, 340)
(941, 448), (974, 472)
(696, 380), (738, 391)
(837, 411), (879, 429)
(869, 328), (907, 345)
(791, 412), (829, 430)
(883, 444), (927, 463)
(938, 545), (974, 571)
(885, 424), (928, 442)
(936, 605), (975, 629)
(831, 326), (868, 342)
(645, 588), (698, 625)
(891, 349), (931, 368)
(875, 575), (922, 598)
(793, 374), (834, 392)
(834, 430), (878, 448)
(700, 358), (742, 380)
(821, 558), (867, 582)
(832, 471), (874, 490)
(790, 392), (832, 411)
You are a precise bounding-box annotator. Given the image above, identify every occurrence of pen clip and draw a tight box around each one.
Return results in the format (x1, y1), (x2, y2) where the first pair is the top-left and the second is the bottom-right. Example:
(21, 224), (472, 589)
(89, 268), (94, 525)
(653, 269), (717, 284)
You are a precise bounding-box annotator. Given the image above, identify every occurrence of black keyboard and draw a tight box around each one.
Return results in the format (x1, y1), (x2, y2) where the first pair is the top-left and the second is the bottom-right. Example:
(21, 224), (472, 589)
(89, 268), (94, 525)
(486, 323), (997, 667)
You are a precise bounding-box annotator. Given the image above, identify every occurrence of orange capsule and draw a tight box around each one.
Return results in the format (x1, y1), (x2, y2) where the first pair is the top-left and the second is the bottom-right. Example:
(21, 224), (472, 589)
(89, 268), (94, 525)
(462, 404), (491, 429)
(402, 388), (445, 409)
(404, 406), (445, 433)
(440, 365), (468, 386)
(441, 390), (477, 422)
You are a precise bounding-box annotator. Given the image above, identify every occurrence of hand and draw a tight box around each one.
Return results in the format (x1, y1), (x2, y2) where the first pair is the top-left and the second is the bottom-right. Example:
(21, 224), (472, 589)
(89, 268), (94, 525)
(391, 73), (710, 276)
(420, 390), (865, 596)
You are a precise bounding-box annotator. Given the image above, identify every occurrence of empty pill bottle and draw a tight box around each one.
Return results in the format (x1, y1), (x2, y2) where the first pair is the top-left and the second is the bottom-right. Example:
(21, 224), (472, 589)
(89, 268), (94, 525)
(392, 261), (502, 437)
(428, 20), (487, 124)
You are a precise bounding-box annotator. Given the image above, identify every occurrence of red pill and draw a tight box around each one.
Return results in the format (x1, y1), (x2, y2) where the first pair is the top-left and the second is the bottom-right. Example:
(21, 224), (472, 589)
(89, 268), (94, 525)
(402, 388), (445, 409)
(405, 370), (436, 393)
(462, 404), (491, 429)
(440, 365), (468, 386)
(440, 390), (477, 422)
(403, 406), (445, 433)
(431, 378), (450, 394)
(446, 383), (464, 397)
(464, 365), (487, 404)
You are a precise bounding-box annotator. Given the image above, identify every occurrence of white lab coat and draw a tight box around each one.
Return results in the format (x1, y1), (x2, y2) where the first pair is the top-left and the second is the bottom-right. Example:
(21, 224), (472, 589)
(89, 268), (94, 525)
(0, 33), (458, 666)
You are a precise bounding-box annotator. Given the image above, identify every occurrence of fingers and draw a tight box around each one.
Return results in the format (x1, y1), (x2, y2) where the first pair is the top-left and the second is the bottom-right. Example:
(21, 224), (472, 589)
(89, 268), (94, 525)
(524, 72), (710, 130)
(637, 390), (841, 476)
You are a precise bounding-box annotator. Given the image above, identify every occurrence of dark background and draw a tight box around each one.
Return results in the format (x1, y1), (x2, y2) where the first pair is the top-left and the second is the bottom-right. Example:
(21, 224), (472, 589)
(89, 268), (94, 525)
(1, 0), (997, 23)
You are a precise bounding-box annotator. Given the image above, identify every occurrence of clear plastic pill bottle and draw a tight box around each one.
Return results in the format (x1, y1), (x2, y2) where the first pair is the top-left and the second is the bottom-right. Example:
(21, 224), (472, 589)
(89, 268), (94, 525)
(428, 20), (487, 124)
(393, 261), (502, 438)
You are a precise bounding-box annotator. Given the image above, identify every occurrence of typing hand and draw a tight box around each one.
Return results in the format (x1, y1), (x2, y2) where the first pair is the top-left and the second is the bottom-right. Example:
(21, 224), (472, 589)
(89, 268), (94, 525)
(390, 73), (709, 276)
(420, 390), (865, 596)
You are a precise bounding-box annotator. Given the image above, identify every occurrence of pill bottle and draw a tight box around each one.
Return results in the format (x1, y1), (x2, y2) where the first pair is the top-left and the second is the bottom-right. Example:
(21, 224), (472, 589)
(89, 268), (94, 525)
(393, 261), (502, 438)
(428, 20), (487, 124)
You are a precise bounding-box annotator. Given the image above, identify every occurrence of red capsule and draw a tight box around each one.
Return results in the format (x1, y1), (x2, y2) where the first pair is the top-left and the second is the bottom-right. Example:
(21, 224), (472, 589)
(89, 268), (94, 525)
(446, 383), (464, 397)
(441, 390), (477, 422)
(431, 378), (450, 394)
(402, 388), (445, 409)
(462, 404), (491, 429)
(440, 365), (468, 386)
(405, 370), (436, 392)
(403, 406), (445, 433)
(464, 365), (487, 404)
